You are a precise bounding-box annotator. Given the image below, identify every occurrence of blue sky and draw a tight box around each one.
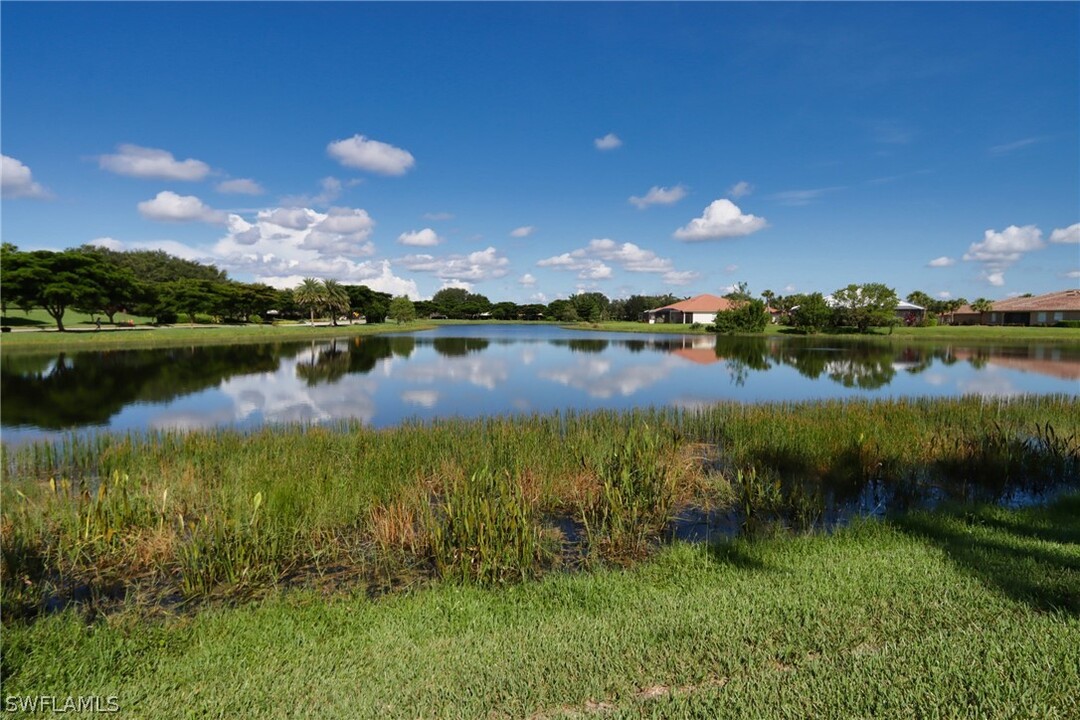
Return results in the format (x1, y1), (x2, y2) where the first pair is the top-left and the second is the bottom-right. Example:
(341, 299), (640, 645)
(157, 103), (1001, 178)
(2, 2), (1077, 303)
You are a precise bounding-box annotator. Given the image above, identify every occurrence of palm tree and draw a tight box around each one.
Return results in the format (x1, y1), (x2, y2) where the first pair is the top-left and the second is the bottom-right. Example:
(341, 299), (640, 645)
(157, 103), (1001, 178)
(295, 277), (326, 325)
(323, 279), (350, 326)
(971, 298), (994, 324)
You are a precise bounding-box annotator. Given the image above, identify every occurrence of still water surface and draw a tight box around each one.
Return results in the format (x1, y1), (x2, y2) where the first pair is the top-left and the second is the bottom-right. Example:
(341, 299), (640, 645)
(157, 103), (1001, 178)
(3, 325), (1078, 445)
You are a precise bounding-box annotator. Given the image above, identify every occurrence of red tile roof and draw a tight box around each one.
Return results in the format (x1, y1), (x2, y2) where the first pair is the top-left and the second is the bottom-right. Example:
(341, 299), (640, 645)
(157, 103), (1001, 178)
(991, 289), (1080, 312)
(653, 294), (738, 313)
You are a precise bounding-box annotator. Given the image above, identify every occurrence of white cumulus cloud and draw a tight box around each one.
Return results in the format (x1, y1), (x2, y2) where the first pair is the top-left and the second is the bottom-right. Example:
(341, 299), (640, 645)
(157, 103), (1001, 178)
(964, 225), (1045, 264)
(399, 247), (510, 282)
(927, 256), (957, 268)
(327, 134), (415, 175)
(1, 155), (50, 198)
(137, 191), (226, 223)
(1050, 223), (1080, 244)
(519, 273), (537, 286)
(594, 133), (622, 151)
(963, 224), (1046, 286)
(629, 185), (687, 209)
(673, 199), (767, 241)
(397, 228), (442, 247)
(510, 226), (536, 238)
(99, 144), (210, 181)
(301, 207), (377, 255)
(537, 238), (698, 284)
(217, 178), (264, 195)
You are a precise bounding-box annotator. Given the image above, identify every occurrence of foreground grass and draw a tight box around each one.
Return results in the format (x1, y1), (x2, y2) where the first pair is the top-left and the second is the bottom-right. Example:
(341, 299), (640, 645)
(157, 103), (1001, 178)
(3, 496), (1077, 718)
(0, 321), (436, 353)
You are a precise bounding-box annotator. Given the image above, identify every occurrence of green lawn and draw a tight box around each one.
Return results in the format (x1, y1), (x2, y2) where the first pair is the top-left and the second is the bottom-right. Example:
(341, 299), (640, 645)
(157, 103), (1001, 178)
(0, 320), (436, 353)
(1, 307), (152, 329)
(3, 496), (1077, 718)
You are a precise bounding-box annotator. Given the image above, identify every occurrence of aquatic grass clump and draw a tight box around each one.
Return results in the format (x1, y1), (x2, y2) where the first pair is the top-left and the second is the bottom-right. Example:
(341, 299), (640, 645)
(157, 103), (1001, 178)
(931, 421), (1079, 501)
(176, 492), (294, 598)
(429, 468), (547, 585)
(578, 425), (681, 560)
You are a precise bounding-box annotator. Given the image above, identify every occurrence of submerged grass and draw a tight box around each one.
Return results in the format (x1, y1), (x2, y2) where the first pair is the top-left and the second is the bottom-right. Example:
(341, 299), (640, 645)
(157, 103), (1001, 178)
(2, 395), (1077, 619)
(2, 495), (1077, 718)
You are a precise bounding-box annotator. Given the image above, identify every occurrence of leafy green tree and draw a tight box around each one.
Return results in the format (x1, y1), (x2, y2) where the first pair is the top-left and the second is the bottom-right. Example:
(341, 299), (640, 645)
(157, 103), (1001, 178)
(294, 277), (327, 324)
(1, 249), (115, 331)
(547, 299), (579, 322)
(519, 303), (546, 320)
(80, 245), (227, 283)
(432, 287), (470, 318)
(91, 265), (144, 324)
(388, 295), (416, 324)
(163, 279), (219, 326)
(831, 283), (899, 333)
(490, 301), (519, 320)
(343, 285), (392, 323)
(569, 292), (610, 322)
(724, 281), (752, 303)
(791, 292), (832, 334)
(713, 298), (768, 334)
(971, 298), (994, 315)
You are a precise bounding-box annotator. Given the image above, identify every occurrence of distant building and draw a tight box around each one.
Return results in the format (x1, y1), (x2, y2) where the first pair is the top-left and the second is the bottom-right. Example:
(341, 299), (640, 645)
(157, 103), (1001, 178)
(983, 289), (1080, 326)
(950, 304), (982, 326)
(642, 294), (737, 324)
(895, 300), (926, 324)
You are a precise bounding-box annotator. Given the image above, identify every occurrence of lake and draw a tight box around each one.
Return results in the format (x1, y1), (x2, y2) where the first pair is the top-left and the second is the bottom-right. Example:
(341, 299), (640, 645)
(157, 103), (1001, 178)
(2, 325), (1078, 445)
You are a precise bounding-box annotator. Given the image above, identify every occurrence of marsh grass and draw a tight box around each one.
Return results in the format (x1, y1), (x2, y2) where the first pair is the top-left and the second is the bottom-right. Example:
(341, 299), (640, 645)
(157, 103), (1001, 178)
(578, 425), (681, 560)
(429, 468), (547, 585)
(2, 395), (1077, 618)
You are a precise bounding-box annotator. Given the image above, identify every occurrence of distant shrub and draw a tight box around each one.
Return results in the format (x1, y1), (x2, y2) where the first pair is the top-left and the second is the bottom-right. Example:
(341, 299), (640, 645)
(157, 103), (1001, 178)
(919, 316), (939, 327)
(689, 322), (704, 330)
(248, 314), (264, 325)
(714, 299), (768, 334)
(1056, 320), (1080, 329)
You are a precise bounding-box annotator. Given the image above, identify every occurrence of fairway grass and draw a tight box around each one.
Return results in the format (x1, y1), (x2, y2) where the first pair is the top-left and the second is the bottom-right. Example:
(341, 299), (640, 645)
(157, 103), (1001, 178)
(0, 321), (436, 353)
(3, 497), (1077, 718)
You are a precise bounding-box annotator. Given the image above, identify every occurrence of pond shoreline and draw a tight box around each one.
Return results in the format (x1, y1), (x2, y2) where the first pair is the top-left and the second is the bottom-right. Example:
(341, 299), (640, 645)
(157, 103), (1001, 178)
(4, 394), (1076, 622)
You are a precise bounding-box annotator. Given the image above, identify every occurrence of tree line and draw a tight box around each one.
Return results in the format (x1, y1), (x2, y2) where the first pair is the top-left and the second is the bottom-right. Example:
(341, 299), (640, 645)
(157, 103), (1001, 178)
(1, 244), (997, 333)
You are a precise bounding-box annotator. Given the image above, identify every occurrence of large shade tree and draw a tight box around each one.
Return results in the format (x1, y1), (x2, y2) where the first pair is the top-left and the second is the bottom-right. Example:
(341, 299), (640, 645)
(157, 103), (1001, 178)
(831, 283), (899, 333)
(0, 248), (117, 331)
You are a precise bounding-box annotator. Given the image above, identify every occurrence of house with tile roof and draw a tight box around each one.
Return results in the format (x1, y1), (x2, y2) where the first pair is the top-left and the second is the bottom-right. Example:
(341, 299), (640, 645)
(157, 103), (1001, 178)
(983, 289), (1080, 326)
(642, 294), (737, 324)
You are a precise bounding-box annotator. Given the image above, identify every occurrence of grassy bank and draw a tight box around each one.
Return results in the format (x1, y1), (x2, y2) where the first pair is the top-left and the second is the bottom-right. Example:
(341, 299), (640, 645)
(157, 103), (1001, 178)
(569, 320), (1080, 342)
(3, 396), (1076, 619)
(3, 495), (1077, 718)
(0, 321), (436, 353)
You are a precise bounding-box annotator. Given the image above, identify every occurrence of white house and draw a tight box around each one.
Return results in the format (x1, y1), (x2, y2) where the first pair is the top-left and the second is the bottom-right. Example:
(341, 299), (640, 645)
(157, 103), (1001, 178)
(643, 294), (737, 324)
